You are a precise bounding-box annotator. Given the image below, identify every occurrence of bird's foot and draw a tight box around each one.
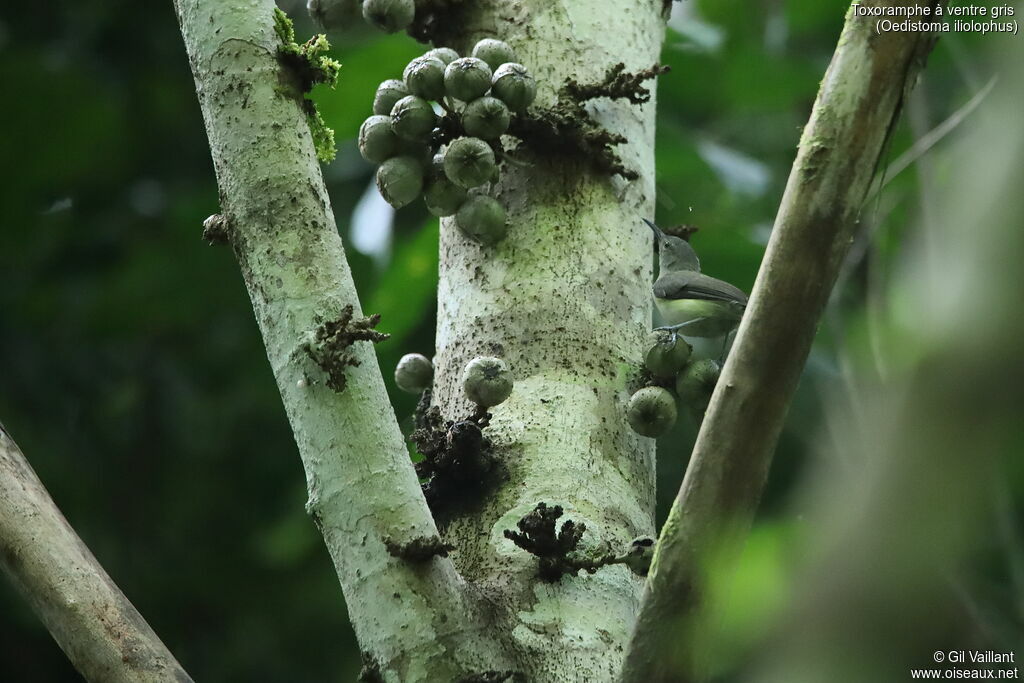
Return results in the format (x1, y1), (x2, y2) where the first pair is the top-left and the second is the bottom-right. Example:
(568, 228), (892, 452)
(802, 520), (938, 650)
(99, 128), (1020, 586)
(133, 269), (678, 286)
(653, 317), (711, 335)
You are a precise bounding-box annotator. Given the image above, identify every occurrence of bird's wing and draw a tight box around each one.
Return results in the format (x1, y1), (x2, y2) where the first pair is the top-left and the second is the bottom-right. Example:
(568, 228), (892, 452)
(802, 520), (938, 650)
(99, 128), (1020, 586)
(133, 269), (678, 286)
(653, 271), (748, 305)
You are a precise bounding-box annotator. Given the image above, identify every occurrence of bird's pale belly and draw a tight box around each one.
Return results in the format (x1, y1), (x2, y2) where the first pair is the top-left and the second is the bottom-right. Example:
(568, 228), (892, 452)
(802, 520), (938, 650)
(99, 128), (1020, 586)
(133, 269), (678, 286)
(655, 298), (744, 337)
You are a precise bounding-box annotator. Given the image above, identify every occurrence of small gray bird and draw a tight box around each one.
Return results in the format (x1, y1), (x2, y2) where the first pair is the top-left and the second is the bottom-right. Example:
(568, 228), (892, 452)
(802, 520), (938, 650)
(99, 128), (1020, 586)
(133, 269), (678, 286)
(644, 218), (748, 338)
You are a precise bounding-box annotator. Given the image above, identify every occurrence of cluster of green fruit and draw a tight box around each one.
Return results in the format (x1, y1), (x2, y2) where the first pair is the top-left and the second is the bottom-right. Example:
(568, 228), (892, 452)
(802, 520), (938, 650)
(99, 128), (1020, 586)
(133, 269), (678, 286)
(626, 330), (722, 438)
(359, 0), (418, 33)
(358, 39), (537, 245)
(395, 353), (514, 409)
(308, 0), (446, 36)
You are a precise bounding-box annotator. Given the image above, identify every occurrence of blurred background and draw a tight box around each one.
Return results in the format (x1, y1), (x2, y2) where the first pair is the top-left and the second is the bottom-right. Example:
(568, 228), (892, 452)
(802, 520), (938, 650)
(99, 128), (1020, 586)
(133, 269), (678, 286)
(0, 0), (1019, 680)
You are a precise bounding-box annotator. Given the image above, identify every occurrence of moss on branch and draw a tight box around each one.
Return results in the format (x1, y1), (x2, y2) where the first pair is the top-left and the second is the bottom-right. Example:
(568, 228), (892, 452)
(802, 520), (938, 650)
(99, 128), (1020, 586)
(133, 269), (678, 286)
(273, 8), (340, 162)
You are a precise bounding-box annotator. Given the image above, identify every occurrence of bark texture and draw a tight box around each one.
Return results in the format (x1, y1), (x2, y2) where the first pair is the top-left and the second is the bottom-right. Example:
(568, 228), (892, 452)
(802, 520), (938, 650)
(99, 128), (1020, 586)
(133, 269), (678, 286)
(621, 2), (945, 681)
(173, 1), (514, 679)
(0, 427), (192, 682)
(429, 2), (664, 680)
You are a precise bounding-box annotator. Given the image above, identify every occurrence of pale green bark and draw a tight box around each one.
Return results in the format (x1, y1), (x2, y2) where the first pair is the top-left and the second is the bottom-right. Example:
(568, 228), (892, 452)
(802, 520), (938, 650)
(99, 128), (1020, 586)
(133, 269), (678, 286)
(430, 2), (664, 680)
(0, 427), (192, 682)
(620, 2), (945, 681)
(177, 0), (666, 678)
(173, 1), (514, 679)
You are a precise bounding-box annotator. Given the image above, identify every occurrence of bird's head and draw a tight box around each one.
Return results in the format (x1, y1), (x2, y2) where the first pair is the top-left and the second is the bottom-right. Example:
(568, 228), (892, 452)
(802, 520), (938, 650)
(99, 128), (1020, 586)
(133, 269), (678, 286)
(643, 218), (700, 273)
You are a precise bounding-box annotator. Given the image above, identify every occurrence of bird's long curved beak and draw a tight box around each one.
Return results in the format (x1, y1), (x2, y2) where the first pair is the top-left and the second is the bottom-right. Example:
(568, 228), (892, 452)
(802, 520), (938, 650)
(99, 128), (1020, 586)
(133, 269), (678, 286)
(642, 218), (665, 249)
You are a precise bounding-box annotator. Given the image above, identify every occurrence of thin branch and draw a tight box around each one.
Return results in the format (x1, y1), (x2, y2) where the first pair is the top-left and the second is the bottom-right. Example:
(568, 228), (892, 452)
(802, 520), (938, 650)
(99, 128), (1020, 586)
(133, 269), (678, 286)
(172, 1), (512, 678)
(877, 74), (996, 192)
(0, 426), (192, 682)
(620, 2), (946, 681)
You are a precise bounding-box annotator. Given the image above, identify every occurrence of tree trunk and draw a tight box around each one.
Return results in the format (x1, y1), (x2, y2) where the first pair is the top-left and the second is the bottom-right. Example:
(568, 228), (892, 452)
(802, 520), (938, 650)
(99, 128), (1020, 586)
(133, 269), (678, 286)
(177, 0), (666, 679)
(0, 428), (191, 682)
(430, 2), (664, 680)
(173, 1), (515, 679)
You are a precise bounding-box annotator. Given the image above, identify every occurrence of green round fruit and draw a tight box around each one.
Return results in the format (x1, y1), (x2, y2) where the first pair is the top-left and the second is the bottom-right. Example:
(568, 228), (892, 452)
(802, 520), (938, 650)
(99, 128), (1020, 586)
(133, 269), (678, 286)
(361, 0), (415, 33)
(626, 386), (677, 438)
(424, 177), (468, 217)
(403, 56), (446, 100)
(444, 57), (493, 102)
(471, 38), (517, 71)
(462, 96), (511, 139)
(390, 95), (437, 142)
(455, 194), (507, 245)
(462, 356), (514, 407)
(308, 0), (363, 33)
(443, 137), (496, 189)
(675, 359), (721, 413)
(491, 63), (536, 112)
(375, 155), (424, 209)
(424, 47), (460, 65)
(644, 330), (692, 378)
(373, 79), (410, 116)
(395, 138), (431, 166)
(357, 115), (399, 164)
(395, 353), (433, 393)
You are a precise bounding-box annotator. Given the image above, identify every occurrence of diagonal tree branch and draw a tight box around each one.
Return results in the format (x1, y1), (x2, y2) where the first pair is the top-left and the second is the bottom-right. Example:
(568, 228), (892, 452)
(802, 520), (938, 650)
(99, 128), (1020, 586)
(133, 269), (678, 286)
(173, 1), (513, 678)
(620, 2), (946, 681)
(0, 425), (192, 682)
